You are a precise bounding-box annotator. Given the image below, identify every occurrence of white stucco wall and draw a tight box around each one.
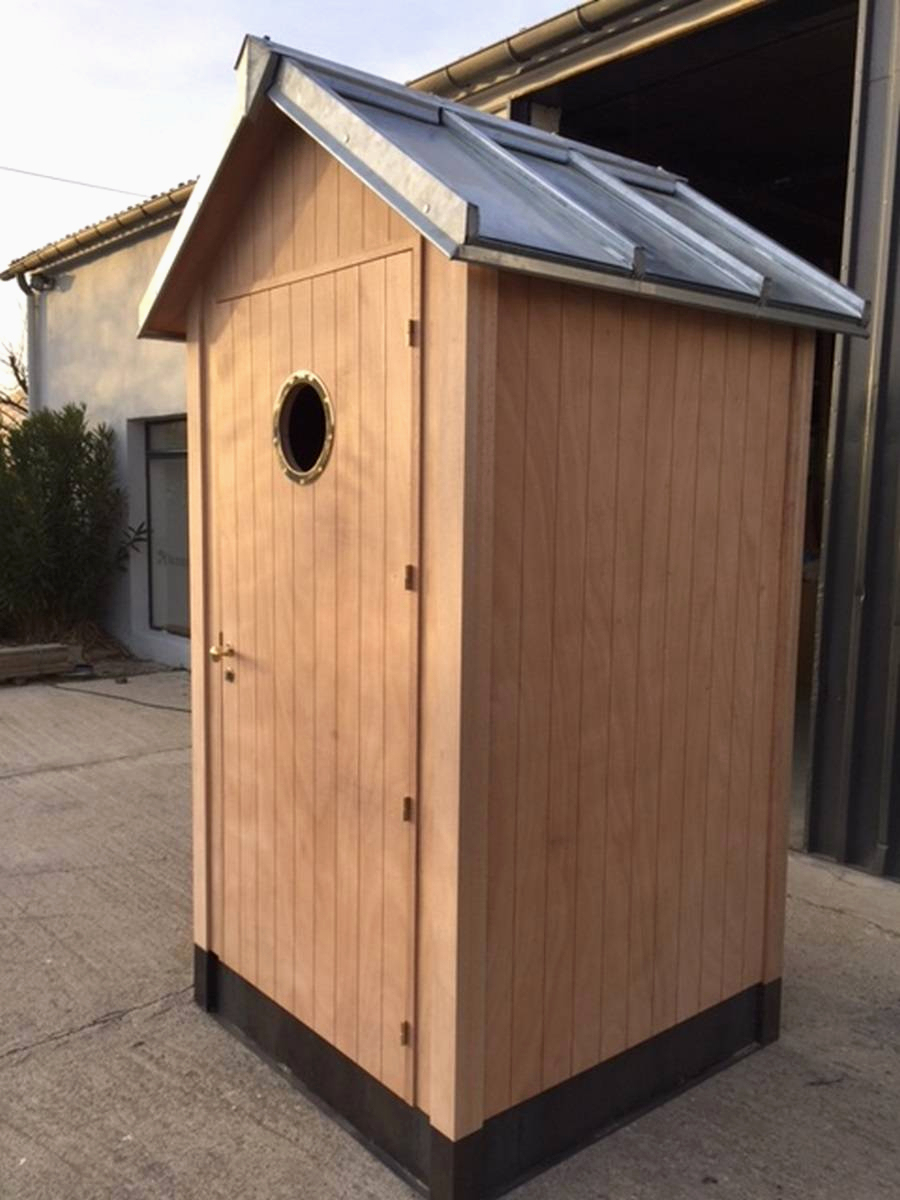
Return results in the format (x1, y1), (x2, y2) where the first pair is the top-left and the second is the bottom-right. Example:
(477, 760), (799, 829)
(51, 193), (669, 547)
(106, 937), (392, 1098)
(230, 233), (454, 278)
(30, 225), (189, 667)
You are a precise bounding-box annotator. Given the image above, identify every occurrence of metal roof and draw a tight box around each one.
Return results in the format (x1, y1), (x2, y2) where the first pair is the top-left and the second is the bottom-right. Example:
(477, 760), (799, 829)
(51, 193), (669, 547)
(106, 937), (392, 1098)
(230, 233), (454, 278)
(139, 37), (867, 340)
(2, 181), (195, 282)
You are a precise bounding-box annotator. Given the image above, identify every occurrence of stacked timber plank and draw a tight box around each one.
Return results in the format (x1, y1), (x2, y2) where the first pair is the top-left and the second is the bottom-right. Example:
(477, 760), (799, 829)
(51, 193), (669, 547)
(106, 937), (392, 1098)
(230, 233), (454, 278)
(0, 643), (82, 683)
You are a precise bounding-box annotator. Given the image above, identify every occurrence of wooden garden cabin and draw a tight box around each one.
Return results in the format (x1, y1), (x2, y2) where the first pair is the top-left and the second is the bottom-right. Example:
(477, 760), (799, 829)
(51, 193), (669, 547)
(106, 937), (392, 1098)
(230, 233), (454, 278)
(139, 37), (867, 1200)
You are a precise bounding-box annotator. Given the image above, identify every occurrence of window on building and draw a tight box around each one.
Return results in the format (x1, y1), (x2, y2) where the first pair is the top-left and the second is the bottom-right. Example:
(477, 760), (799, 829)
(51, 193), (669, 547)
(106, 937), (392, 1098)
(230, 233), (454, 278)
(146, 418), (189, 636)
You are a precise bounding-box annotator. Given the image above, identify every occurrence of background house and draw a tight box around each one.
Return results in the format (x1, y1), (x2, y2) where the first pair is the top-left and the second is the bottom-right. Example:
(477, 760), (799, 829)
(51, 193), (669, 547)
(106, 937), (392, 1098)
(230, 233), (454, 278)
(2, 184), (193, 667)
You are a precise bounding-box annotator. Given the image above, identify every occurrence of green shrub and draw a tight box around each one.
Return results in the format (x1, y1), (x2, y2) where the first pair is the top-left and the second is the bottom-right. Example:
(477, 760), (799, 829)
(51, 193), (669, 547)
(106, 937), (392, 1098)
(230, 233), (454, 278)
(0, 404), (125, 641)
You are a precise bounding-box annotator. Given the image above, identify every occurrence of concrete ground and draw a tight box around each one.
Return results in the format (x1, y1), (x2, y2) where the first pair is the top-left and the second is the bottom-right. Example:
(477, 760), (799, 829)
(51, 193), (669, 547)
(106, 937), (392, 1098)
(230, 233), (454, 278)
(1, 673), (898, 1200)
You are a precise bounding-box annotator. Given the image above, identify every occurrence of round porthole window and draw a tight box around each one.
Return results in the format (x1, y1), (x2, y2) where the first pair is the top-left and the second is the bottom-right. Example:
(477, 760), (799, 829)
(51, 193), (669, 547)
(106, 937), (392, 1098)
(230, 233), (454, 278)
(273, 371), (334, 484)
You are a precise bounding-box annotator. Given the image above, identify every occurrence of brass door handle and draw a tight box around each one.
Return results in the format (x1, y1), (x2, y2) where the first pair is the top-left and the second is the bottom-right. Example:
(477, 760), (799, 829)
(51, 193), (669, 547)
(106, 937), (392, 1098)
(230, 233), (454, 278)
(209, 642), (235, 663)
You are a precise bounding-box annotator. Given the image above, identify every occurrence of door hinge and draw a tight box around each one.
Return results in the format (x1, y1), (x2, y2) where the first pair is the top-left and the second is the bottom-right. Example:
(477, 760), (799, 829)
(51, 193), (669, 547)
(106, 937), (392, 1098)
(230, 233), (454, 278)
(404, 563), (417, 591)
(402, 795), (414, 823)
(400, 1020), (412, 1046)
(406, 318), (418, 347)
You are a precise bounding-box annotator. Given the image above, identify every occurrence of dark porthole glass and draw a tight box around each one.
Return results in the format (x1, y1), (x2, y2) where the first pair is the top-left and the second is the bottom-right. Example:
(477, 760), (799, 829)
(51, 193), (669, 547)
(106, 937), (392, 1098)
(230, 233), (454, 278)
(273, 371), (334, 484)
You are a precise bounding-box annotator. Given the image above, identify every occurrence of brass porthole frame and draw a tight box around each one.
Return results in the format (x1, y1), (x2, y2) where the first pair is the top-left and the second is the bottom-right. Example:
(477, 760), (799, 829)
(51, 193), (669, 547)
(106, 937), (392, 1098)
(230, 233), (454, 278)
(273, 370), (335, 485)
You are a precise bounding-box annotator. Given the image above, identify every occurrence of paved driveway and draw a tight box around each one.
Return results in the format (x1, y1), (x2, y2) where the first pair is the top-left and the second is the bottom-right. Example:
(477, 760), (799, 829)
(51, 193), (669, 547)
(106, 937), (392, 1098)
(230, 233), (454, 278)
(1, 672), (898, 1199)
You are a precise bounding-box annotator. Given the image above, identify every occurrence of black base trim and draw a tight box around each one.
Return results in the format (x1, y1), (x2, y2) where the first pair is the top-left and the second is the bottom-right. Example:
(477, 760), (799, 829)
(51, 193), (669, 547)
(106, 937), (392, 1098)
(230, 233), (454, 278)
(195, 949), (430, 1184)
(757, 977), (782, 1045)
(193, 944), (218, 1012)
(193, 947), (781, 1200)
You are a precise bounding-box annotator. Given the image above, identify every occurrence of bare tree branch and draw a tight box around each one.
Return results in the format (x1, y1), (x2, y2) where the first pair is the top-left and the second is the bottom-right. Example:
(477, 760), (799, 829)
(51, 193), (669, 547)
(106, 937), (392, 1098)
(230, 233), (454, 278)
(4, 345), (27, 396)
(0, 340), (28, 423)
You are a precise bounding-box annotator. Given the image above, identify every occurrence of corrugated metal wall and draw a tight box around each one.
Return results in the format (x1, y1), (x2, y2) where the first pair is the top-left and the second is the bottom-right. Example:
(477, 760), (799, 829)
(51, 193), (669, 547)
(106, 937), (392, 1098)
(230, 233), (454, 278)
(808, 0), (900, 877)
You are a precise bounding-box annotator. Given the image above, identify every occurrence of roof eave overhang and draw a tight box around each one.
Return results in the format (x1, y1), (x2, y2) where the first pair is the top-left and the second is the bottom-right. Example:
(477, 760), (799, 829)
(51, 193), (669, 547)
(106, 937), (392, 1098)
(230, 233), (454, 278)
(456, 243), (869, 337)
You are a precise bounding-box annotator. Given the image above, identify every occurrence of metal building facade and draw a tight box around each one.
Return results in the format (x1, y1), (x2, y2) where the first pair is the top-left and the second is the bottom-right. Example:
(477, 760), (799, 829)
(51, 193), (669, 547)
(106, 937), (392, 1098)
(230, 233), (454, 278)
(808, 0), (900, 875)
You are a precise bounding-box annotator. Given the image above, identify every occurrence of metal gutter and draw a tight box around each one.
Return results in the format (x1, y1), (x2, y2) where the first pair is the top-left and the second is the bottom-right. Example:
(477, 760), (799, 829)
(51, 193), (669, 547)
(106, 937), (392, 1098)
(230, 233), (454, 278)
(408, 0), (770, 110)
(1, 182), (195, 281)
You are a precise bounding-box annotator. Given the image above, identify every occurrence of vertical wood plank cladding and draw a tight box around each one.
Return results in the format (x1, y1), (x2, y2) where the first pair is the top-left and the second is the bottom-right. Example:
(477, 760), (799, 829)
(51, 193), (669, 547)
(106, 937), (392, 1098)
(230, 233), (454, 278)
(677, 315), (727, 1024)
(270, 285), (295, 1013)
(357, 256), (387, 1082)
(315, 147), (340, 263)
(211, 126), (405, 306)
(209, 299), (239, 968)
(700, 321), (751, 1011)
(542, 286), (593, 1089)
(571, 294), (623, 1076)
(382, 251), (417, 1101)
(388, 206), (409, 242)
(480, 291), (809, 1114)
(201, 123), (421, 1101)
(266, 129), (296, 970)
(250, 290), (276, 1002)
(364, 185), (390, 249)
(484, 273), (528, 1118)
(252, 168), (275, 292)
(312, 270), (338, 1043)
(510, 279), (563, 1104)
(406, 247), (425, 1105)
(186, 296), (210, 951)
(764, 331), (815, 982)
(233, 202), (255, 297)
(233, 297), (258, 985)
(743, 332), (792, 986)
(203, 298), (226, 958)
(208, 215), (235, 303)
(601, 301), (651, 1061)
(290, 278), (316, 1027)
(337, 169), (365, 257)
(628, 306), (678, 1048)
(271, 133), (294, 279)
(652, 313), (702, 1035)
(721, 327), (771, 1000)
(417, 245), (476, 1137)
(293, 131), (317, 270)
(455, 265), (497, 1133)
(334, 266), (362, 1062)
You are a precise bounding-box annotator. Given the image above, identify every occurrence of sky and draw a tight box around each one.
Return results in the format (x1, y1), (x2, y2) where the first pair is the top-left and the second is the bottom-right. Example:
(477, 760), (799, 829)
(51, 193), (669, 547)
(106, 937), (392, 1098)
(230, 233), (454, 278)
(0, 0), (561, 384)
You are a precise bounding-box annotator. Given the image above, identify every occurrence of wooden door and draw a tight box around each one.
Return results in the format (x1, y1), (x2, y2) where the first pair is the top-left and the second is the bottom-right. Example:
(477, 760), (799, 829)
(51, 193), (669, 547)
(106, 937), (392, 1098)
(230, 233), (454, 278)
(206, 246), (420, 1102)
